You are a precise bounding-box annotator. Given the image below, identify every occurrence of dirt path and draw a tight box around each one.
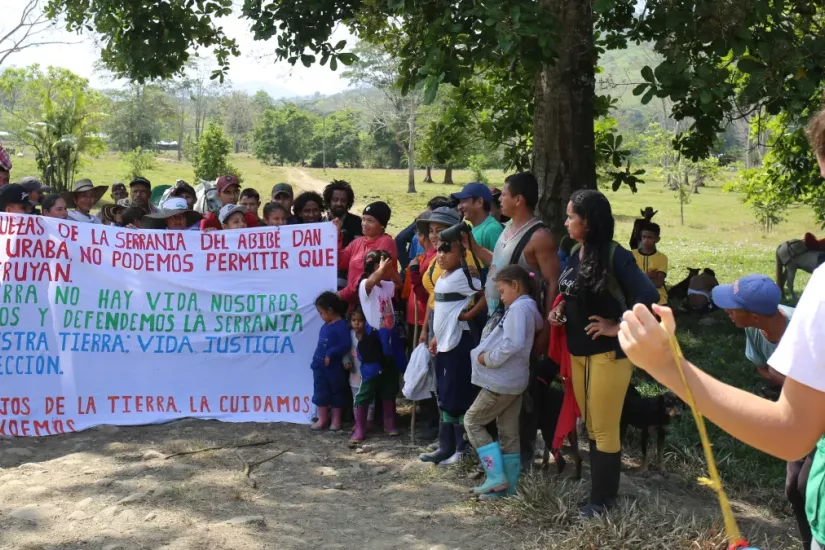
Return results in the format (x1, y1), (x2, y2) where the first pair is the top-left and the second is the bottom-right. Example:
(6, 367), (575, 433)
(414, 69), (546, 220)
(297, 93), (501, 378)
(0, 420), (522, 550)
(285, 168), (366, 212)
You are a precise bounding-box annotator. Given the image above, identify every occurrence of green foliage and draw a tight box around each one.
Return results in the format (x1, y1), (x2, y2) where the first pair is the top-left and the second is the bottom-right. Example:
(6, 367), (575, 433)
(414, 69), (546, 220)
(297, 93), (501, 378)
(311, 110), (362, 167)
(0, 65), (105, 192)
(467, 155), (489, 185)
(192, 122), (239, 182)
(252, 103), (317, 165)
(104, 84), (174, 151)
(726, 168), (792, 233)
(121, 146), (156, 181)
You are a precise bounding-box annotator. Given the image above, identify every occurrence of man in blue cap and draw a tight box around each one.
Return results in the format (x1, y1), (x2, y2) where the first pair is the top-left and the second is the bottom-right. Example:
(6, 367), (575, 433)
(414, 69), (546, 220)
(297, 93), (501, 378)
(712, 274), (814, 550)
(451, 182), (503, 256)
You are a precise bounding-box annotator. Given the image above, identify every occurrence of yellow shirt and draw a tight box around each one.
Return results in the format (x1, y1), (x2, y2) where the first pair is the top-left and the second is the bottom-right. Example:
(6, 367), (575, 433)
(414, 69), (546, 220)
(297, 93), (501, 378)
(423, 249), (479, 309)
(633, 249), (668, 305)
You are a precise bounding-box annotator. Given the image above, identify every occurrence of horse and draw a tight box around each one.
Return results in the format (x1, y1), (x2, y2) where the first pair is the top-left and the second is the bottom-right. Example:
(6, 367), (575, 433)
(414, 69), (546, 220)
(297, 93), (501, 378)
(158, 179), (222, 216)
(776, 239), (822, 300)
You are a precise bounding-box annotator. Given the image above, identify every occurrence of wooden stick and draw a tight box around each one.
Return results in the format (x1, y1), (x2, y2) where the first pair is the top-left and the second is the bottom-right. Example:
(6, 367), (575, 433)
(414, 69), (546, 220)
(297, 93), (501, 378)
(163, 439), (275, 460)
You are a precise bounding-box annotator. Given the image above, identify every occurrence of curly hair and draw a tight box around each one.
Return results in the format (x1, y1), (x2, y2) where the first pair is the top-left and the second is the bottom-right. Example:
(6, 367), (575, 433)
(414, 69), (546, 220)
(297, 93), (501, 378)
(569, 189), (615, 297)
(322, 180), (355, 210)
(292, 191), (325, 219)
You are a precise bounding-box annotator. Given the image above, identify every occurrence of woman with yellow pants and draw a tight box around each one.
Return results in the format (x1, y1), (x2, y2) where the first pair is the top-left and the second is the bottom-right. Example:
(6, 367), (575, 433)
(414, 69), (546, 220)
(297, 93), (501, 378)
(550, 189), (659, 517)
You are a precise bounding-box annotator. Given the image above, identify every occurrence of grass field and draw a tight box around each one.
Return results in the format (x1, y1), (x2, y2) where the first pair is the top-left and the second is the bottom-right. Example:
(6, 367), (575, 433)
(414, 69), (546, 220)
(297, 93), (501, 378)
(11, 150), (821, 532)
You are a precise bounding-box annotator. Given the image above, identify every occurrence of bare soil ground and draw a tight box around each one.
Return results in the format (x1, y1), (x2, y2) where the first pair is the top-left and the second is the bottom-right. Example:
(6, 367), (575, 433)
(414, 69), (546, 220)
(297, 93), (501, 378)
(0, 416), (797, 550)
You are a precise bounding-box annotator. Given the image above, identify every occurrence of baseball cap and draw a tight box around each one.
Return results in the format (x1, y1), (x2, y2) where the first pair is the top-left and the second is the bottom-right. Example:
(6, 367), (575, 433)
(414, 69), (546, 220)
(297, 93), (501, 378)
(130, 176), (151, 189)
(711, 274), (781, 316)
(271, 183), (293, 199)
(0, 184), (32, 207)
(450, 182), (493, 204)
(218, 204), (247, 224)
(18, 176), (52, 193)
(111, 182), (127, 193)
(217, 175), (240, 194)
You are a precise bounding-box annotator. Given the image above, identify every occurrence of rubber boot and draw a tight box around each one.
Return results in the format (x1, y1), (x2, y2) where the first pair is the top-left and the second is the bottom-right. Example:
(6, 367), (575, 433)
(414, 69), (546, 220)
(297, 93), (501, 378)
(438, 424), (468, 467)
(311, 406), (329, 430)
(472, 442), (509, 494)
(419, 422), (455, 463)
(383, 400), (400, 436)
(578, 440), (597, 509)
(480, 453), (521, 499)
(349, 405), (368, 447)
(581, 445), (620, 517)
(329, 408), (343, 432)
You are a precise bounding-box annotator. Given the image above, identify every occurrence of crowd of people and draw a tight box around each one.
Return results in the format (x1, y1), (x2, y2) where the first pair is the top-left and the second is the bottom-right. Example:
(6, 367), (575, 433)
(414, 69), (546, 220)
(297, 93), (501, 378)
(2, 134), (824, 548)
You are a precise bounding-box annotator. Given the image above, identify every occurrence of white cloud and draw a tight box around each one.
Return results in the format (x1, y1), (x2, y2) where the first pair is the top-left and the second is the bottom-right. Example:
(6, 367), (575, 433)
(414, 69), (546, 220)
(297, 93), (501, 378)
(0, 0), (353, 98)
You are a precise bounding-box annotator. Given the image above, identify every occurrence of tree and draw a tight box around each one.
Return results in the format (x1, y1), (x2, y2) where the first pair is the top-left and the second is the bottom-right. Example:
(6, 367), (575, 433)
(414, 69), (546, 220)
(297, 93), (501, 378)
(104, 83), (174, 151)
(122, 146), (157, 181)
(193, 122), (239, 182)
(45, 0), (825, 231)
(252, 104), (317, 165)
(0, 65), (105, 191)
(222, 91), (254, 153)
(343, 41), (421, 193)
(312, 110), (361, 168)
(250, 90), (274, 117)
(1, 0), (75, 69)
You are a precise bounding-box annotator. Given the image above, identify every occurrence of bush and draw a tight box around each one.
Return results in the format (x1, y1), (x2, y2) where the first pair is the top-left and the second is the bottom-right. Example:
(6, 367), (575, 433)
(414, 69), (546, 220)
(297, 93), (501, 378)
(122, 146), (156, 181)
(192, 123), (241, 183)
(468, 154), (489, 185)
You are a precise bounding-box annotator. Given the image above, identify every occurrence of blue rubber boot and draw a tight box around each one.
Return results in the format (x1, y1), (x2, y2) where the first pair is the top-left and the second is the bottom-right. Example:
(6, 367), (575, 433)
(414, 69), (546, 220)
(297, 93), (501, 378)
(480, 453), (521, 499)
(472, 442), (509, 494)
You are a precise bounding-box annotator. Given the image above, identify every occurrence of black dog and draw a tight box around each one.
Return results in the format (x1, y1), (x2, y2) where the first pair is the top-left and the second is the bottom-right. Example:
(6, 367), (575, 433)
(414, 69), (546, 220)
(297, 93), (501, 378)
(531, 359), (582, 479)
(620, 385), (683, 474)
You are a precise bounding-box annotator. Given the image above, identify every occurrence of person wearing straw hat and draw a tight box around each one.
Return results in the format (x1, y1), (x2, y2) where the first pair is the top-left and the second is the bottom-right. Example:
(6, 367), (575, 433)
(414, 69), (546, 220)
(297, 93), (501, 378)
(63, 179), (108, 224)
(99, 199), (134, 226)
(142, 197), (203, 231)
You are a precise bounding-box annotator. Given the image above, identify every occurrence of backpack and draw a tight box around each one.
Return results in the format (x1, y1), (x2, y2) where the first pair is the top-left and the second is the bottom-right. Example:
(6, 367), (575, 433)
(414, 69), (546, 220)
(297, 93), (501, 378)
(569, 241), (627, 312)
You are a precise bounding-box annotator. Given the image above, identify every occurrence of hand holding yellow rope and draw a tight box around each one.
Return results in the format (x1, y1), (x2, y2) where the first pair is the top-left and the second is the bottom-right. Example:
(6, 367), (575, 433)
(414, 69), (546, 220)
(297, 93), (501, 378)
(663, 324), (754, 550)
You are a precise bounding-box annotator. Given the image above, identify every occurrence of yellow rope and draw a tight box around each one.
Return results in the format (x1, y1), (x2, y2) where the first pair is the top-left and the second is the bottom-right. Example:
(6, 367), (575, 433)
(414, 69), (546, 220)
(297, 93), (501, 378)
(664, 327), (746, 549)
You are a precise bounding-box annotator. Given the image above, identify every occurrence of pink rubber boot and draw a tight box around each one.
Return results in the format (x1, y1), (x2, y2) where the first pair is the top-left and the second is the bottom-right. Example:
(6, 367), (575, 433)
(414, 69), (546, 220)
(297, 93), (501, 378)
(311, 407), (329, 430)
(383, 400), (400, 436)
(330, 408), (343, 432)
(349, 405), (368, 447)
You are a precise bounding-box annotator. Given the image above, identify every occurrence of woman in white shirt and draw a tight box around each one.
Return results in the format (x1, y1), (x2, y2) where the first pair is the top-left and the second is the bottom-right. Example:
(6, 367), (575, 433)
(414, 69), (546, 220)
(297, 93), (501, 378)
(63, 179), (107, 224)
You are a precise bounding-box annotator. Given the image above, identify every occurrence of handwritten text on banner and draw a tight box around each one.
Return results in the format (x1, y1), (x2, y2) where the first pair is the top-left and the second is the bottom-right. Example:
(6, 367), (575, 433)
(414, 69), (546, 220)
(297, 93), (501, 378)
(0, 215), (337, 436)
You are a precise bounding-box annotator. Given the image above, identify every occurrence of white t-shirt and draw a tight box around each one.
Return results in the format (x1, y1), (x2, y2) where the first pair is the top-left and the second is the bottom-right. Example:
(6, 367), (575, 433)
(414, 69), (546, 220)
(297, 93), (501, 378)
(433, 269), (481, 353)
(769, 265), (825, 392)
(358, 279), (395, 331)
(68, 210), (102, 224)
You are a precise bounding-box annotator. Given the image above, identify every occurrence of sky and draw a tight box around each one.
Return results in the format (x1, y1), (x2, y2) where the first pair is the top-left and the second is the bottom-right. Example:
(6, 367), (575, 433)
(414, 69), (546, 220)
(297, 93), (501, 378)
(0, 0), (353, 99)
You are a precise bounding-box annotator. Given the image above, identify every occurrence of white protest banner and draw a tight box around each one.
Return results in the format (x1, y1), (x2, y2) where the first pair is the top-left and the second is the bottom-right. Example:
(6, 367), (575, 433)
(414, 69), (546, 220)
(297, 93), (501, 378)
(0, 214), (337, 436)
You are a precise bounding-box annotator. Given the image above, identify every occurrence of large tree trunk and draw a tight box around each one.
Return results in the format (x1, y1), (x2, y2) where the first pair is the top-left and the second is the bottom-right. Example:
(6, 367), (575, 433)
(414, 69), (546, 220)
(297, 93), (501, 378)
(423, 166), (433, 183)
(443, 166), (454, 185)
(533, 0), (596, 235)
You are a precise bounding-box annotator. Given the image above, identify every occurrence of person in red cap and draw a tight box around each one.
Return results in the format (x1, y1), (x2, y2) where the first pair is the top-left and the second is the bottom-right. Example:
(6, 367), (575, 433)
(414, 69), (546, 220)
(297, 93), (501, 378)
(200, 175), (260, 231)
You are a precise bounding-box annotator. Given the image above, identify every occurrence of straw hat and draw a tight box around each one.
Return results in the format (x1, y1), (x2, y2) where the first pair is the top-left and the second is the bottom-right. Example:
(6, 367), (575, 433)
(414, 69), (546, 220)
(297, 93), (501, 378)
(62, 179), (108, 208)
(142, 197), (203, 229)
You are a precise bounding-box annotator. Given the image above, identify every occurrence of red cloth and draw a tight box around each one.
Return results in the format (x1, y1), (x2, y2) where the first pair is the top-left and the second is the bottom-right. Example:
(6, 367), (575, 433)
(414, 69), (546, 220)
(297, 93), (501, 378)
(804, 232), (825, 252)
(338, 233), (398, 305)
(549, 294), (580, 455)
(406, 248), (435, 326)
(200, 211), (260, 231)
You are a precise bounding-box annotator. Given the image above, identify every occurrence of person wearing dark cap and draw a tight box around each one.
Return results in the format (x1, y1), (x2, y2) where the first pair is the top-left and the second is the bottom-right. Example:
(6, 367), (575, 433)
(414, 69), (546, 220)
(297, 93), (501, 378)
(63, 179), (107, 224)
(200, 175), (259, 231)
(272, 182), (300, 224)
(452, 182), (503, 255)
(129, 177), (156, 214)
(629, 206), (657, 251)
(0, 184), (34, 214)
(19, 177), (52, 212)
(335, 201), (400, 306)
(111, 182), (128, 203)
(169, 180), (197, 211)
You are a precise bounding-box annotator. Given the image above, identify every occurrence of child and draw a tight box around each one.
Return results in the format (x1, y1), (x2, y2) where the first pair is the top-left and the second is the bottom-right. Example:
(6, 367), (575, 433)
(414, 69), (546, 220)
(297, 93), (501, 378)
(311, 292), (351, 431)
(201, 175), (260, 230)
(465, 265), (543, 497)
(351, 250), (401, 445)
(347, 306), (375, 425)
(419, 239), (481, 466)
(239, 188), (264, 225)
(632, 221), (668, 305)
(219, 204), (248, 230)
(263, 202), (288, 227)
(406, 214), (436, 343)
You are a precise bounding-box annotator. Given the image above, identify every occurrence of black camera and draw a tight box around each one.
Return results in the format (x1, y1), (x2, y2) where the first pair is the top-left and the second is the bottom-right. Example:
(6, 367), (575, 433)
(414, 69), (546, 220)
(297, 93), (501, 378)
(439, 222), (471, 244)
